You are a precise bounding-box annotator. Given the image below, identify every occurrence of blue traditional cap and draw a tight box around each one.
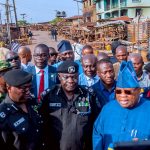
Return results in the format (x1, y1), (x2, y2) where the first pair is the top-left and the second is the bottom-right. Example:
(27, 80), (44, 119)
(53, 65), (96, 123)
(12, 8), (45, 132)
(116, 61), (140, 88)
(57, 40), (73, 53)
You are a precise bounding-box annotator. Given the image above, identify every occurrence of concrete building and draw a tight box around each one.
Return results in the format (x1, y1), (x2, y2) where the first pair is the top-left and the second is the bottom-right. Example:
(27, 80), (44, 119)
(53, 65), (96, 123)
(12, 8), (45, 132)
(83, 0), (97, 23)
(96, 0), (150, 20)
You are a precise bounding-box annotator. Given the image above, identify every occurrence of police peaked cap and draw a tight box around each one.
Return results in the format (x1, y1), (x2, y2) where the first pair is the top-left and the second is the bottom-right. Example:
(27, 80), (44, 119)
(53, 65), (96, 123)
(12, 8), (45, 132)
(57, 60), (79, 74)
(57, 40), (73, 53)
(4, 69), (32, 86)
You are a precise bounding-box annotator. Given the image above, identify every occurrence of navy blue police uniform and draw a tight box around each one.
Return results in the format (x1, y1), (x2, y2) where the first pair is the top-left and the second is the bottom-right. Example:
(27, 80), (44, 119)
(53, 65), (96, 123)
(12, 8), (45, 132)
(39, 61), (101, 150)
(0, 69), (44, 150)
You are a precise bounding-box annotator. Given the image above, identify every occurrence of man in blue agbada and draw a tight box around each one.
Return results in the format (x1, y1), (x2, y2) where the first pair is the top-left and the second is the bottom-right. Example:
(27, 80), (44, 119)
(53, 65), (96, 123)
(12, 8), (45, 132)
(93, 61), (150, 150)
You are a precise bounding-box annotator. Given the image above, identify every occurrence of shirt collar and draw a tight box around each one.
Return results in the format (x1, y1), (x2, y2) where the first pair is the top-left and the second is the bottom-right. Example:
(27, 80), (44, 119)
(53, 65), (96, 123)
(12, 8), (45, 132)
(85, 74), (97, 81)
(99, 79), (116, 92)
(4, 94), (15, 104)
(35, 65), (48, 74)
(138, 71), (147, 81)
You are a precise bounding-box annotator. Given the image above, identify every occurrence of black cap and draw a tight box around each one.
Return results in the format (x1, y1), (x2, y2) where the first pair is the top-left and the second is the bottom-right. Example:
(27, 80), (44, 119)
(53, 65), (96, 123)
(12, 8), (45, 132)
(57, 60), (79, 74)
(4, 69), (32, 86)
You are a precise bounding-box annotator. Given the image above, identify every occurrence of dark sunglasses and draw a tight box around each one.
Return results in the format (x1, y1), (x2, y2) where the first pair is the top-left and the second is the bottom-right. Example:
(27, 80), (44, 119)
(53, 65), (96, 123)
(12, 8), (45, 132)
(50, 53), (57, 56)
(115, 89), (136, 95)
(6, 56), (19, 62)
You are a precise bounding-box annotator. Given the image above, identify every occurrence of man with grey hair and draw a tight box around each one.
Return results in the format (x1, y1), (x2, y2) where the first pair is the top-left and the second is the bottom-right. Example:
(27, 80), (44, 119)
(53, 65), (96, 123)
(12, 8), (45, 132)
(79, 54), (99, 87)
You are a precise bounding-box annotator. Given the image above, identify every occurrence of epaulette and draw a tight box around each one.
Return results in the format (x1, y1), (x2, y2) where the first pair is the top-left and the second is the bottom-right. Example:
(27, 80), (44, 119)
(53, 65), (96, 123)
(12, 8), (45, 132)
(40, 88), (51, 100)
(0, 104), (12, 122)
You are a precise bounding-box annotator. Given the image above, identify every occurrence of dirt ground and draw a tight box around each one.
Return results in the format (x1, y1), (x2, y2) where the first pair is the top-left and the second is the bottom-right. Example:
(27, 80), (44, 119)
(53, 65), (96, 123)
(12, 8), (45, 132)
(27, 30), (60, 53)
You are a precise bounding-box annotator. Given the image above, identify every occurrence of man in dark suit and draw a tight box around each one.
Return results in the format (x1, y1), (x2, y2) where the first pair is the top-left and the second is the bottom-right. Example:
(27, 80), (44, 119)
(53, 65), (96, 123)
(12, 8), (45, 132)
(29, 44), (57, 103)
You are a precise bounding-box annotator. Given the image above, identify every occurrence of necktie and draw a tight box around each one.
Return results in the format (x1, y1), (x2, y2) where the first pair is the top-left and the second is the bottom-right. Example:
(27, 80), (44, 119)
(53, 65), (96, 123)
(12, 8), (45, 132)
(38, 70), (44, 102)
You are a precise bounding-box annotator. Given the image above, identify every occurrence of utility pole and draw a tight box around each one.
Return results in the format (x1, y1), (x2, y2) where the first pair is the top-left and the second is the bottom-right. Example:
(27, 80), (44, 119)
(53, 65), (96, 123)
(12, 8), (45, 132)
(20, 13), (26, 21)
(12, 0), (18, 28)
(5, 0), (11, 44)
(73, 0), (82, 27)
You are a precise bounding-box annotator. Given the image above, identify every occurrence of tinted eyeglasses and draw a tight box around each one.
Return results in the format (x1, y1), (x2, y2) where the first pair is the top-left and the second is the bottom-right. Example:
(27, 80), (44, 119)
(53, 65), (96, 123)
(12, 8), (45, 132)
(115, 89), (137, 95)
(6, 56), (19, 62)
(59, 74), (78, 81)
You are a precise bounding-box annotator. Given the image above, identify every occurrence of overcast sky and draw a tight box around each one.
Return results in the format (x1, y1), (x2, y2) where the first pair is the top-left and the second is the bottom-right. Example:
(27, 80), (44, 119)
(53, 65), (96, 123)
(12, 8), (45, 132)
(0, 0), (82, 23)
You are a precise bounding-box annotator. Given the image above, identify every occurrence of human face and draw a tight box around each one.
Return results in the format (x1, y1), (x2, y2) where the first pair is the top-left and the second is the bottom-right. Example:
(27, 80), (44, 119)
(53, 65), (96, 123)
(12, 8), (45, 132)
(58, 73), (78, 92)
(6, 54), (21, 69)
(115, 88), (141, 108)
(7, 82), (32, 103)
(19, 49), (32, 64)
(115, 48), (128, 63)
(33, 47), (49, 69)
(82, 59), (96, 77)
(130, 57), (143, 75)
(49, 52), (57, 65)
(82, 49), (93, 56)
(60, 50), (74, 61)
(97, 62), (115, 85)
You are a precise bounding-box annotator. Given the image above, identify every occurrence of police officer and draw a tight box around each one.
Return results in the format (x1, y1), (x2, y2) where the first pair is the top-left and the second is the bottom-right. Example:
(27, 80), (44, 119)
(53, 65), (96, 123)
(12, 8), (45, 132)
(0, 69), (44, 150)
(39, 60), (100, 150)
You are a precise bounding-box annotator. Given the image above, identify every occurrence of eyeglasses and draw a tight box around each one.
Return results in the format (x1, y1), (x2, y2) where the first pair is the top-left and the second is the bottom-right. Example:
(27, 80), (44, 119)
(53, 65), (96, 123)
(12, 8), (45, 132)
(17, 83), (32, 92)
(59, 74), (78, 81)
(6, 56), (19, 62)
(115, 89), (137, 95)
(50, 53), (57, 56)
(33, 54), (48, 58)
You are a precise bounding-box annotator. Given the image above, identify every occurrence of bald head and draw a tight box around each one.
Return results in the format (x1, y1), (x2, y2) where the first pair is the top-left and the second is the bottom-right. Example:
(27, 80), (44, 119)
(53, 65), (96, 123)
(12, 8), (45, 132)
(128, 53), (143, 62)
(115, 45), (128, 63)
(18, 46), (31, 54)
(128, 53), (144, 75)
(82, 45), (93, 56)
(82, 54), (97, 62)
(82, 54), (97, 77)
(18, 46), (32, 64)
(97, 52), (109, 61)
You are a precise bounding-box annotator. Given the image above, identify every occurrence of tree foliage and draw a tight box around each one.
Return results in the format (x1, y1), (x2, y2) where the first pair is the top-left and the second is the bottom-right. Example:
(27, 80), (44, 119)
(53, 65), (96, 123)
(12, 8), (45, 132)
(49, 17), (64, 25)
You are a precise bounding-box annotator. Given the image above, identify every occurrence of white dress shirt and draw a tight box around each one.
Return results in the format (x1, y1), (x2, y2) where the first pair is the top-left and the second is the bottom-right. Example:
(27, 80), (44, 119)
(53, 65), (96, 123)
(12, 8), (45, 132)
(35, 65), (49, 95)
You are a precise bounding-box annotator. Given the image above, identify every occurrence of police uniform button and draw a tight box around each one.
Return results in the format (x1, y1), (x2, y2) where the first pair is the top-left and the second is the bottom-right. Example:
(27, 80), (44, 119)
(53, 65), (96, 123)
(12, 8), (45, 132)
(7, 108), (10, 111)
(22, 127), (25, 131)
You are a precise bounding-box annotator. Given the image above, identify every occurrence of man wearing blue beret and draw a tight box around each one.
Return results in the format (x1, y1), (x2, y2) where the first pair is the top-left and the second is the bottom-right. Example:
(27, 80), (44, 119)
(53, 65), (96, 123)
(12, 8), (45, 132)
(53, 40), (83, 74)
(39, 60), (101, 150)
(93, 61), (150, 150)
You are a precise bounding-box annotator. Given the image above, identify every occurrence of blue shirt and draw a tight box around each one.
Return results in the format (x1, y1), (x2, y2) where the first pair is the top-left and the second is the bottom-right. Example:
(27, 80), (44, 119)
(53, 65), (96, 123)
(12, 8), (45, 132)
(92, 79), (116, 103)
(93, 98), (150, 150)
(78, 73), (99, 87)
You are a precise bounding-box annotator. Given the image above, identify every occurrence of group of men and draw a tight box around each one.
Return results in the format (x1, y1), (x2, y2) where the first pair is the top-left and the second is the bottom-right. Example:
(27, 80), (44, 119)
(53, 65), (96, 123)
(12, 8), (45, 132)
(0, 38), (150, 150)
